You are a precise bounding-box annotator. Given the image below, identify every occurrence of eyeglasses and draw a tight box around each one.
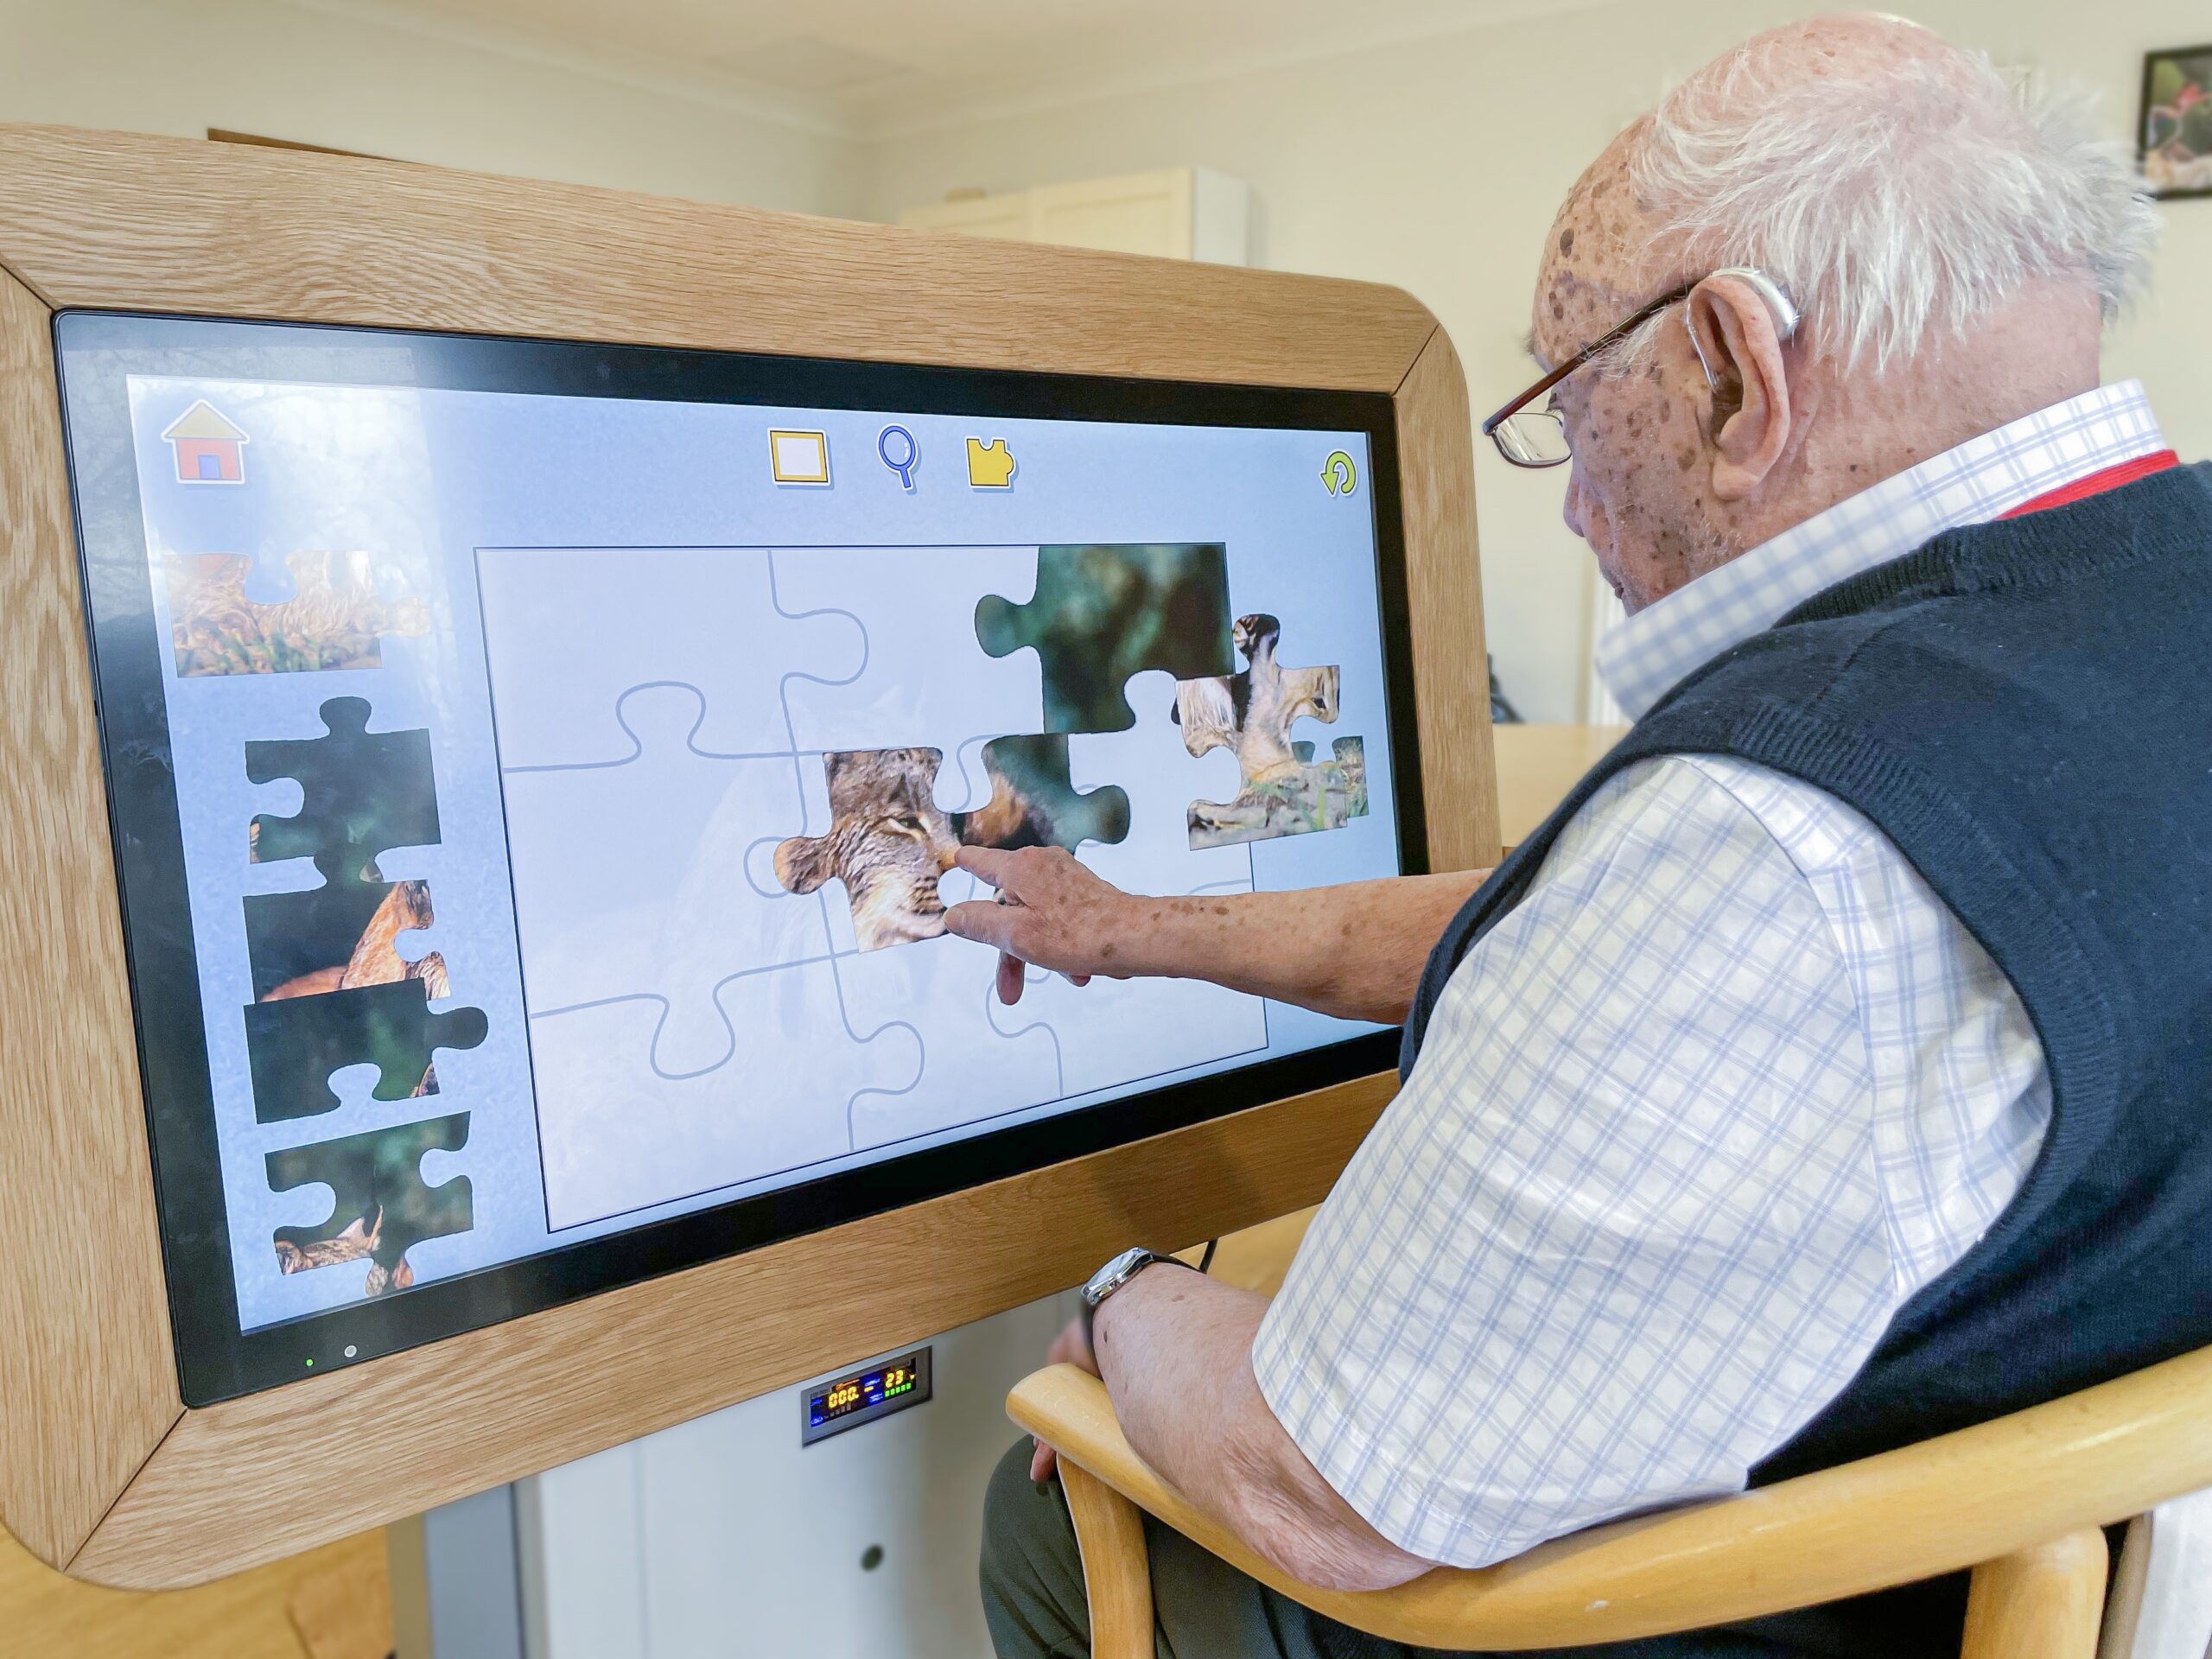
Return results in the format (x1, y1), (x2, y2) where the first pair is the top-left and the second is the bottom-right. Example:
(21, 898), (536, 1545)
(1483, 268), (1800, 469)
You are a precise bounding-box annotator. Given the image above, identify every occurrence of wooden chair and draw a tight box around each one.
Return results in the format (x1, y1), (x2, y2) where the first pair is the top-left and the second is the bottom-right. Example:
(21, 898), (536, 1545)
(1007, 1343), (2212, 1658)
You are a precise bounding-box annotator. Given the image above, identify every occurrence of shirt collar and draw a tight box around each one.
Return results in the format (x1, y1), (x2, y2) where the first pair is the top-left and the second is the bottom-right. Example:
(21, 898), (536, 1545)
(1594, 381), (2169, 721)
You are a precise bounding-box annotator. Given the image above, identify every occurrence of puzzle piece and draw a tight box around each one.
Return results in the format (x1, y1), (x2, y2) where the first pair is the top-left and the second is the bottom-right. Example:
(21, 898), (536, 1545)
(1190, 736), (1369, 849)
(524, 963), (918, 1230)
(1175, 614), (1367, 849)
(267, 1111), (473, 1294)
(835, 936), (1061, 1152)
(499, 684), (820, 1072)
(244, 978), (488, 1121)
(774, 741), (1128, 952)
(247, 873), (446, 1006)
(474, 545), (863, 770)
(1173, 614), (1341, 777)
(247, 696), (439, 884)
(244, 862), (415, 1002)
(976, 543), (1233, 734)
(775, 544), (1043, 764)
(162, 550), (429, 677)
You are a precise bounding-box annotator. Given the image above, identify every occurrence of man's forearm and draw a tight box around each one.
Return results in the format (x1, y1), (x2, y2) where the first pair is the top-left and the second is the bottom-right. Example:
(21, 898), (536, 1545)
(1090, 1267), (1433, 1592)
(1116, 871), (1487, 1024)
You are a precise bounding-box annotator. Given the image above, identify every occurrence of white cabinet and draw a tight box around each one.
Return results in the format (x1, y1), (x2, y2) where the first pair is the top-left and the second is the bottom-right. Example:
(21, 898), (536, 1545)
(900, 167), (1251, 264)
(515, 1296), (1072, 1659)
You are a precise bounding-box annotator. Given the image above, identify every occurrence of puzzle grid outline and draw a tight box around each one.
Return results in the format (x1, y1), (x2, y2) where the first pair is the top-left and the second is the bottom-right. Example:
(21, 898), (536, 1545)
(490, 545), (1323, 1215)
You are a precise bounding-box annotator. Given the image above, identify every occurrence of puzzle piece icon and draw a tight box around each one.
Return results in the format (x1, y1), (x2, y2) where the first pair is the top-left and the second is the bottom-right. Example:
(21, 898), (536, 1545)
(267, 1111), (472, 1294)
(162, 550), (429, 677)
(774, 741), (1128, 952)
(966, 437), (1016, 487)
(474, 545), (863, 770)
(498, 684), (819, 1073)
(976, 543), (1233, 734)
(248, 696), (439, 885)
(1175, 614), (1368, 848)
(244, 978), (488, 1122)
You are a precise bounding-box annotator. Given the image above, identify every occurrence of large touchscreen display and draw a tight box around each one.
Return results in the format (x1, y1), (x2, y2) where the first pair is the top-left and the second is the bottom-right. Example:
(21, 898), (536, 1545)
(55, 314), (1420, 1400)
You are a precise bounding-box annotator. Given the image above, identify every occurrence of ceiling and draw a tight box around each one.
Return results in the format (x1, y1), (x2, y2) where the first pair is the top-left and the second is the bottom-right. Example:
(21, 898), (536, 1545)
(294, 0), (1588, 137)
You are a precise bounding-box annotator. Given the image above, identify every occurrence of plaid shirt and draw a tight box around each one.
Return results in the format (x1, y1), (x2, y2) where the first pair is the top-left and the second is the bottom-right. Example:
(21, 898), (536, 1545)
(1252, 384), (2167, 1569)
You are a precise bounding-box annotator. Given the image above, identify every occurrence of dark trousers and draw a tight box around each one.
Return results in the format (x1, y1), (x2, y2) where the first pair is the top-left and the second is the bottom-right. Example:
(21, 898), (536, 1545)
(976, 1439), (1961, 1659)
(978, 1438), (1410, 1659)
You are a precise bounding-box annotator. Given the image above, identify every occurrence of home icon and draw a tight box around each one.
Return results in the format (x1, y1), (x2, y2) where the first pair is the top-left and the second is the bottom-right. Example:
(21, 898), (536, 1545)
(162, 401), (249, 485)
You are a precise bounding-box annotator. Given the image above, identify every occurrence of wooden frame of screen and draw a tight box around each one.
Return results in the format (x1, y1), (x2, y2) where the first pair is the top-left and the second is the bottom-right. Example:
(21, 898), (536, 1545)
(0, 124), (1498, 1588)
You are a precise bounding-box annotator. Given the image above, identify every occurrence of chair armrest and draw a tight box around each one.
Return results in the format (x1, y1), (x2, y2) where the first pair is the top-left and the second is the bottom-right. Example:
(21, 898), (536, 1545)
(1009, 1343), (2212, 1649)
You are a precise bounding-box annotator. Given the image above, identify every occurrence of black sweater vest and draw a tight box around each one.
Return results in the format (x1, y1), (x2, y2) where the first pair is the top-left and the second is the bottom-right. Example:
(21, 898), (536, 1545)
(1395, 465), (2212, 1656)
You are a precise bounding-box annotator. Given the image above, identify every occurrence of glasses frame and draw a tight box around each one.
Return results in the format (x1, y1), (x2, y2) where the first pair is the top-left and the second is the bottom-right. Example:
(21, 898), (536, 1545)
(1482, 268), (1800, 469)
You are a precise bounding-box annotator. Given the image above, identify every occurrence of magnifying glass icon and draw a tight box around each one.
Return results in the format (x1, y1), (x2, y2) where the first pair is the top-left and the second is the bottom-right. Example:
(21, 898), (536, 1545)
(878, 424), (918, 492)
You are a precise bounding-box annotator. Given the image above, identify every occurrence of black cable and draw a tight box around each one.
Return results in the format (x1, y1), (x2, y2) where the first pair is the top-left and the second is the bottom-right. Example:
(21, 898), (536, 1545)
(1197, 1237), (1218, 1275)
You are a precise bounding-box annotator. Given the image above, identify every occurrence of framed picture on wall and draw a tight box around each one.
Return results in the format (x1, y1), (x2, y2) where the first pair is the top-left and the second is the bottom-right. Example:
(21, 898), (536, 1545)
(2141, 45), (2212, 198)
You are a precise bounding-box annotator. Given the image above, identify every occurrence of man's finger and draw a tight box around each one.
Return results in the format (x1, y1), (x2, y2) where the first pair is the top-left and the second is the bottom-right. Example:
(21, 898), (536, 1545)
(954, 845), (1018, 889)
(944, 898), (1015, 949)
(1030, 1438), (1058, 1482)
(996, 950), (1027, 1006)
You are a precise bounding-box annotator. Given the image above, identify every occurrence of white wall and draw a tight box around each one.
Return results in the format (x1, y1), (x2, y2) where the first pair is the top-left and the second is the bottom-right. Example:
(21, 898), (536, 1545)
(0, 0), (862, 217)
(862, 0), (2212, 720)
(4, 0), (2202, 719)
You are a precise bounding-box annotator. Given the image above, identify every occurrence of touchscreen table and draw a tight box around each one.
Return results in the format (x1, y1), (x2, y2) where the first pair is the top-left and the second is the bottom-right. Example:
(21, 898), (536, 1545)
(56, 314), (1422, 1402)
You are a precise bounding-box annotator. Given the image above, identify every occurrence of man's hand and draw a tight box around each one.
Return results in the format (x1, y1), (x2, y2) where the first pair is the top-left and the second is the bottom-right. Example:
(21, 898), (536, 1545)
(1027, 1313), (1098, 1481)
(946, 848), (1493, 1027)
(944, 847), (1142, 1006)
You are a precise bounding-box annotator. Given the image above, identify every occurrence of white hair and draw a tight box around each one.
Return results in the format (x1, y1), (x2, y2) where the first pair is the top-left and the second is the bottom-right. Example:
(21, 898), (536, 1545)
(1612, 34), (2157, 376)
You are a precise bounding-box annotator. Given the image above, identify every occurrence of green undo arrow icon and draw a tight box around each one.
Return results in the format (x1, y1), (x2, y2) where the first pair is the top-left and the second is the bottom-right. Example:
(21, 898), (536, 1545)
(1321, 450), (1357, 496)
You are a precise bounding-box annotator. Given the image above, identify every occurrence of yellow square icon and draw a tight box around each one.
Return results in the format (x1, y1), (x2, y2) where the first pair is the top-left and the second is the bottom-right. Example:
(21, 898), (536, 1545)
(770, 429), (831, 486)
(966, 436), (1016, 488)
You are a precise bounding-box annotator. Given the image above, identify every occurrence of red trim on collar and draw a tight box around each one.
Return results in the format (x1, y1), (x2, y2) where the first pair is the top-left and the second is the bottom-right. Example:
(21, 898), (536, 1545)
(1999, 450), (2180, 520)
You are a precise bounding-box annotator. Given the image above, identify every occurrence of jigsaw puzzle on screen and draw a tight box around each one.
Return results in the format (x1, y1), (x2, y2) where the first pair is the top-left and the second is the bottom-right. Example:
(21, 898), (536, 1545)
(470, 541), (1365, 1230)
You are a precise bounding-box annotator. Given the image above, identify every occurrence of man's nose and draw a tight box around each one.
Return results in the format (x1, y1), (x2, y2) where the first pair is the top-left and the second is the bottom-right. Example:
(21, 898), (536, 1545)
(1561, 462), (1598, 545)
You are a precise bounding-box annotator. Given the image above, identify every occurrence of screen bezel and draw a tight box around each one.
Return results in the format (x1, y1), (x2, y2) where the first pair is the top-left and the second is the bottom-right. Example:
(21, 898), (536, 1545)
(53, 310), (1428, 1406)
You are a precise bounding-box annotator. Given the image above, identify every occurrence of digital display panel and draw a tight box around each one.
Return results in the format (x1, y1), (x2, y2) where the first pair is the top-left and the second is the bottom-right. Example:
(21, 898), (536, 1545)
(804, 1348), (931, 1444)
(54, 313), (1424, 1402)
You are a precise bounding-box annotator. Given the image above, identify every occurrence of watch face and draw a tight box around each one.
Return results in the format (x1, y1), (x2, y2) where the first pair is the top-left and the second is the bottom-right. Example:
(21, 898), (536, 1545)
(1087, 1247), (1152, 1304)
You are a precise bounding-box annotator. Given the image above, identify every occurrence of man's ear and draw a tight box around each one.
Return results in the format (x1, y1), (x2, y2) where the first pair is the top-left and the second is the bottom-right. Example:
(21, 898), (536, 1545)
(1685, 274), (1795, 501)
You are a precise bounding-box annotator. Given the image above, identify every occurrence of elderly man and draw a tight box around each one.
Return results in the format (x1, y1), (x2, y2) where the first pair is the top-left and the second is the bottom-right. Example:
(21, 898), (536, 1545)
(956, 13), (2209, 1658)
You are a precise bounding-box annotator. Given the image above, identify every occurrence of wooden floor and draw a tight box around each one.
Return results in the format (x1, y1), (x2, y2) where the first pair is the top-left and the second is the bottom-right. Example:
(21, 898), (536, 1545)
(0, 1525), (391, 1659)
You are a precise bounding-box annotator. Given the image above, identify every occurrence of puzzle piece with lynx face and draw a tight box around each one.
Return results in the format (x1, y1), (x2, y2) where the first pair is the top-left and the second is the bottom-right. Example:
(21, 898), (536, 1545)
(773, 741), (1128, 952)
(976, 543), (1233, 734)
(244, 978), (488, 1122)
(266, 1111), (472, 1290)
(163, 550), (430, 677)
(247, 696), (439, 886)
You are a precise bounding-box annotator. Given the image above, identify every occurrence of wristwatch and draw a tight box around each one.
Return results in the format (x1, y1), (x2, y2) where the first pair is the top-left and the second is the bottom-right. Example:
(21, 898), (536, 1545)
(1080, 1247), (1192, 1351)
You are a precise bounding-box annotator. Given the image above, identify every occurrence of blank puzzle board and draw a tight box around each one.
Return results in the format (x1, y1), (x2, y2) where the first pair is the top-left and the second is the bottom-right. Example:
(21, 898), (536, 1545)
(479, 543), (1267, 1230)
